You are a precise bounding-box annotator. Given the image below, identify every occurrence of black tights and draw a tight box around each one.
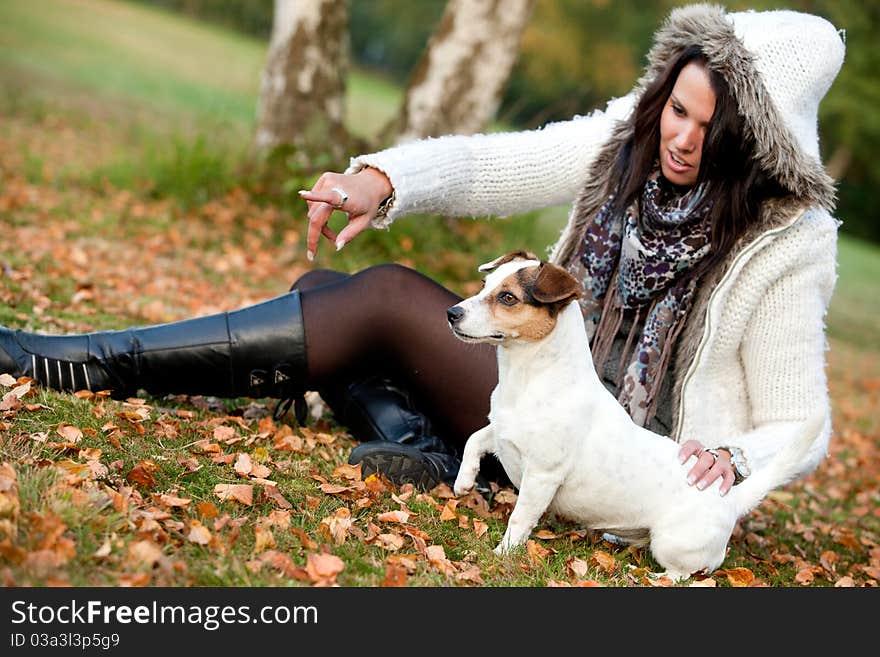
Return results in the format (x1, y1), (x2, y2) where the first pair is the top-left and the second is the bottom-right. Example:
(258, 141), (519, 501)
(291, 264), (498, 450)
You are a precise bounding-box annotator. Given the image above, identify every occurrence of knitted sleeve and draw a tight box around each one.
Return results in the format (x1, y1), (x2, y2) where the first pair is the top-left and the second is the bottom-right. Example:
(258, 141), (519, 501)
(722, 211), (838, 476)
(346, 94), (636, 229)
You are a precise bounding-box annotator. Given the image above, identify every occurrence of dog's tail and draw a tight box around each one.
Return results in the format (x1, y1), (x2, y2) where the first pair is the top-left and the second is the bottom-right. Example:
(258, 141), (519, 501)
(729, 412), (827, 517)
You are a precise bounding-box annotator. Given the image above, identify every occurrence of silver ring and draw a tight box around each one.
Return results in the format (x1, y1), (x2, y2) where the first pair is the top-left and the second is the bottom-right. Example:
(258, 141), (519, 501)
(331, 187), (348, 207)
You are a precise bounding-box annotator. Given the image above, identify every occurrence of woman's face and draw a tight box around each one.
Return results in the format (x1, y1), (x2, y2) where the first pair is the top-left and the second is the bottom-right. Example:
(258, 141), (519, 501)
(658, 61), (716, 187)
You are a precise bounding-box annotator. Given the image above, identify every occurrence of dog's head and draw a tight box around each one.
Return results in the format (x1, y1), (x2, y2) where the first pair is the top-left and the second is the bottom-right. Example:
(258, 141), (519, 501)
(447, 250), (582, 344)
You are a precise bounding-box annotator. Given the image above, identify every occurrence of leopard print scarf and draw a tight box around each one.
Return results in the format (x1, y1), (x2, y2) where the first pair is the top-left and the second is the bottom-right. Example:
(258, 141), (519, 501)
(577, 169), (713, 426)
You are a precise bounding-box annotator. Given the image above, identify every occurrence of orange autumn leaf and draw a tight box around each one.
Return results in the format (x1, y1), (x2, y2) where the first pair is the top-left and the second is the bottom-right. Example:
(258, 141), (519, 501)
(439, 501), (458, 521)
(527, 540), (551, 562)
(126, 460), (158, 490)
(589, 550), (617, 574)
(56, 424), (83, 443)
(332, 463), (362, 481)
(262, 484), (292, 509)
(213, 425), (236, 442)
(426, 545), (456, 575)
(371, 533), (406, 551)
(319, 483), (352, 495)
(214, 484), (253, 506)
(305, 552), (345, 585)
(187, 520), (212, 545)
(318, 508), (354, 546)
(381, 563), (408, 587)
(158, 494), (192, 508)
(534, 529), (559, 540)
(473, 519), (489, 538)
(254, 526), (276, 554)
(724, 567), (756, 587)
(377, 510), (410, 524)
(795, 568), (815, 585)
(197, 502), (218, 519)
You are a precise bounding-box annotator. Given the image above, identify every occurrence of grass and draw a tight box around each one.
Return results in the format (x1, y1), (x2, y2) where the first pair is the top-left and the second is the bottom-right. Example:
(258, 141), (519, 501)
(0, 0), (878, 588)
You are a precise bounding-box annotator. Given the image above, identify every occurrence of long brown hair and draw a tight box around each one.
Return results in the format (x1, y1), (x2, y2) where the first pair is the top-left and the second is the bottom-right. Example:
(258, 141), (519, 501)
(610, 45), (785, 277)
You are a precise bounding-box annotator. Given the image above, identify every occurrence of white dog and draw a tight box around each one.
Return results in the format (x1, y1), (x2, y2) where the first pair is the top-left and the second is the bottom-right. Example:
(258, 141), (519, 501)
(448, 250), (822, 580)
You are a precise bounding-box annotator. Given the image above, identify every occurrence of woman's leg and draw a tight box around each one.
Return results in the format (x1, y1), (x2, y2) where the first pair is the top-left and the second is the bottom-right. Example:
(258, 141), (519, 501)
(296, 264), (497, 448)
(0, 264), (499, 486)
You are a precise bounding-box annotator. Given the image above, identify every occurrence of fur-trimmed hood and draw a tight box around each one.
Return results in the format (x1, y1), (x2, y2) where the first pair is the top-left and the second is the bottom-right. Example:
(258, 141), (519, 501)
(552, 3), (844, 269)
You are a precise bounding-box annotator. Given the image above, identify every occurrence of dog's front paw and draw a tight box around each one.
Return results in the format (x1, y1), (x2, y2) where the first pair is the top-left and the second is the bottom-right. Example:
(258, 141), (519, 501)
(453, 475), (475, 497)
(452, 479), (476, 495)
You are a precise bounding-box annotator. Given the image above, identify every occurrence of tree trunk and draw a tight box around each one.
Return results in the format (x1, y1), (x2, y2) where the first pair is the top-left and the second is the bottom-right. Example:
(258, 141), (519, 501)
(254, 0), (350, 162)
(383, 0), (536, 144)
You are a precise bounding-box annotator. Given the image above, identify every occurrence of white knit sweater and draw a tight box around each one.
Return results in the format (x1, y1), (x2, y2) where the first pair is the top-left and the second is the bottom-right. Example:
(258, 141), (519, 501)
(347, 92), (837, 481)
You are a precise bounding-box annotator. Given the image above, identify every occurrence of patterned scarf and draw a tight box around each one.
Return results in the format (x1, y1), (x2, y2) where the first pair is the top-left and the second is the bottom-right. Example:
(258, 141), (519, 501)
(577, 168), (713, 426)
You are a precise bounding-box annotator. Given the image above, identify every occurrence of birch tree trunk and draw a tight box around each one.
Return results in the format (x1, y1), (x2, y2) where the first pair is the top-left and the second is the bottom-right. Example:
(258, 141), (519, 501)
(255, 0), (349, 161)
(383, 0), (536, 144)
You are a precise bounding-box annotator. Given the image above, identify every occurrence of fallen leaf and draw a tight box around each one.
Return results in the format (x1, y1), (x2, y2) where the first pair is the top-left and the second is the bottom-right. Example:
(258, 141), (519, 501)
(439, 501), (458, 521)
(56, 424), (83, 443)
(234, 453), (253, 477)
(795, 568), (815, 585)
(262, 484), (292, 509)
(372, 533), (405, 551)
(381, 563), (408, 587)
(426, 545), (456, 575)
(214, 484), (253, 506)
(318, 508), (354, 546)
(723, 567), (756, 587)
(332, 463), (362, 481)
(126, 540), (164, 569)
(567, 556), (591, 578)
(305, 552), (344, 585)
(473, 519), (489, 538)
(376, 510), (410, 524)
(527, 540), (551, 563)
(254, 526), (276, 554)
(589, 550), (618, 574)
(158, 494), (192, 508)
(126, 461), (158, 490)
(187, 521), (212, 545)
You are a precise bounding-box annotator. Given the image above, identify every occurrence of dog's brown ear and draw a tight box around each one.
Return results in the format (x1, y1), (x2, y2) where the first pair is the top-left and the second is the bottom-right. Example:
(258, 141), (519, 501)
(532, 263), (582, 304)
(478, 250), (539, 272)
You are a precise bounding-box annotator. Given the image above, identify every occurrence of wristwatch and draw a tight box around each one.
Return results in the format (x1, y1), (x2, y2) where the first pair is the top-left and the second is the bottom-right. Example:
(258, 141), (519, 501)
(705, 446), (751, 485)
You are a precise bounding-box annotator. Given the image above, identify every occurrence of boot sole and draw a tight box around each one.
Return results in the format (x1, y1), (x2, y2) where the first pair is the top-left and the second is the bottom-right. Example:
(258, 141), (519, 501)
(354, 450), (442, 490)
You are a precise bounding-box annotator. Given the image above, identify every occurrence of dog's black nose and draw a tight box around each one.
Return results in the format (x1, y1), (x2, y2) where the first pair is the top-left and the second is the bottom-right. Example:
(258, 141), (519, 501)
(447, 306), (464, 324)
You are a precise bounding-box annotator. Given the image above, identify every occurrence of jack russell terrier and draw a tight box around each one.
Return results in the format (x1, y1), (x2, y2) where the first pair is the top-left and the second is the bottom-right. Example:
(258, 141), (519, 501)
(447, 250), (822, 580)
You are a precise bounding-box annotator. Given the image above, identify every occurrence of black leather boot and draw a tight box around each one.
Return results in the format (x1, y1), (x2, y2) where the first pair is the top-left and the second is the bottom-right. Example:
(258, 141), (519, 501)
(0, 291), (307, 408)
(330, 376), (488, 492)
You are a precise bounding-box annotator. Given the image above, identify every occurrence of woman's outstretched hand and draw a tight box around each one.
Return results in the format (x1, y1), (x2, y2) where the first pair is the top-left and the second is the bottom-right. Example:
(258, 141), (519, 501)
(298, 167), (393, 261)
(678, 440), (736, 496)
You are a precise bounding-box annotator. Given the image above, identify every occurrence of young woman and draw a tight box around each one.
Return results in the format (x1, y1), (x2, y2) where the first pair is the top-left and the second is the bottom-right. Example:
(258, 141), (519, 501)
(0, 5), (845, 498)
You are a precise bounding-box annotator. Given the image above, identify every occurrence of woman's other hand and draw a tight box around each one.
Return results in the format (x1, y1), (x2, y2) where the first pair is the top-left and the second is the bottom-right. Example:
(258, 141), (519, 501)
(678, 440), (736, 496)
(298, 167), (393, 261)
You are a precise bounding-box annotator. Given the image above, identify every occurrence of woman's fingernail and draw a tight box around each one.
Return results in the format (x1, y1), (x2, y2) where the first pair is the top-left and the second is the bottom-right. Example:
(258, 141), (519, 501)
(697, 481), (706, 490)
(298, 190), (309, 195)
(306, 250), (314, 262)
(336, 239), (346, 251)
(679, 455), (686, 464)
(686, 474), (695, 485)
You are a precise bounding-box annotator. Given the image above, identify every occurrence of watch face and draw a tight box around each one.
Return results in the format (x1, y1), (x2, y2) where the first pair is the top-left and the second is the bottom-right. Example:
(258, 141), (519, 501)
(730, 448), (750, 477)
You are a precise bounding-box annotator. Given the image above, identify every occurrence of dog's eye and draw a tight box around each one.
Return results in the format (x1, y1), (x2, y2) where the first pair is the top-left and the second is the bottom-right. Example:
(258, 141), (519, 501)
(498, 292), (518, 306)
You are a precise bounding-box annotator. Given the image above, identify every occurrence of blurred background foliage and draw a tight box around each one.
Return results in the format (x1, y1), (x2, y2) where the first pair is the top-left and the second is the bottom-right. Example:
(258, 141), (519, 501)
(71, 0), (880, 243)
